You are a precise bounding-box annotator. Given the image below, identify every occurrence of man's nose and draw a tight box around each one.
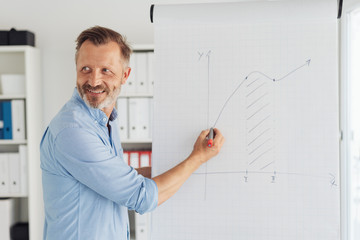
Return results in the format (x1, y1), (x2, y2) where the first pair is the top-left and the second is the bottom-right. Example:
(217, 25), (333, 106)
(88, 69), (102, 87)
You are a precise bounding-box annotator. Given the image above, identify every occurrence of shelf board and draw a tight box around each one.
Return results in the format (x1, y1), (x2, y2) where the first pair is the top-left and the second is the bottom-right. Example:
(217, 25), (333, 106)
(122, 139), (152, 144)
(0, 94), (26, 100)
(0, 193), (28, 198)
(132, 44), (154, 51)
(0, 139), (27, 145)
(0, 45), (35, 52)
(118, 93), (153, 98)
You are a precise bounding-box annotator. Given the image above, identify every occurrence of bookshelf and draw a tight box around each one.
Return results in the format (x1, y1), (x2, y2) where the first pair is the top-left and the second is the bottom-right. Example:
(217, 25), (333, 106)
(120, 45), (153, 240)
(118, 45), (154, 150)
(0, 46), (43, 240)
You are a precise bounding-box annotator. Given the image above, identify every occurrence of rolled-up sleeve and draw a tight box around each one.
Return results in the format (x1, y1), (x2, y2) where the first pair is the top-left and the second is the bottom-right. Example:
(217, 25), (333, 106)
(53, 127), (158, 214)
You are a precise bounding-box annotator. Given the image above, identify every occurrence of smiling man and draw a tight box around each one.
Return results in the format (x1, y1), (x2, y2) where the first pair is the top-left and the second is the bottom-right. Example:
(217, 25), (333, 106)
(40, 26), (225, 240)
(76, 40), (126, 115)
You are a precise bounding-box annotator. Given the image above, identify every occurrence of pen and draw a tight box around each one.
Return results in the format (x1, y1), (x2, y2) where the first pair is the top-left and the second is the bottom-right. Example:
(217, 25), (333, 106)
(207, 127), (214, 148)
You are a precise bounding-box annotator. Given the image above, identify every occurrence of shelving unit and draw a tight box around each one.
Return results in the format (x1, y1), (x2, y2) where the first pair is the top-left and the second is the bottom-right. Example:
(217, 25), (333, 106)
(0, 95), (26, 100)
(120, 45), (154, 240)
(0, 46), (43, 240)
(120, 93), (154, 98)
(0, 139), (27, 145)
(119, 45), (154, 151)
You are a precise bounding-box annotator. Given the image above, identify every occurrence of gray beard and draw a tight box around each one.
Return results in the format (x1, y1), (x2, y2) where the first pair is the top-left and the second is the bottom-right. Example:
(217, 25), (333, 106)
(79, 85), (121, 110)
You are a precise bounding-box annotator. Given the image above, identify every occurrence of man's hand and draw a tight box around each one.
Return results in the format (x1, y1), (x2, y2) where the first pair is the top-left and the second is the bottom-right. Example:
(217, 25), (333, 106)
(190, 128), (225, 164)
(152, 128), (225, 206)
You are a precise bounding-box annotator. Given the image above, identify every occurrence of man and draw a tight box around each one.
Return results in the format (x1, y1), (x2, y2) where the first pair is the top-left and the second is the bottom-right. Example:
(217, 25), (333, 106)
(40, 26), (224, 240)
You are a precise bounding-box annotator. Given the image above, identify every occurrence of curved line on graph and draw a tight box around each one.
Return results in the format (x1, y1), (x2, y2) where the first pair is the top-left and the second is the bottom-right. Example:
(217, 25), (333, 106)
(212, 77), (247, 127)
(212, 59), (311, 127)
(246, 71), (275, 82)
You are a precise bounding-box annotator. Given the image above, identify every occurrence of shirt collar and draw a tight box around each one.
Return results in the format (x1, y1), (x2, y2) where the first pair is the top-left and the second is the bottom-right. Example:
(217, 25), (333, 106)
(72, 88), (118, 126)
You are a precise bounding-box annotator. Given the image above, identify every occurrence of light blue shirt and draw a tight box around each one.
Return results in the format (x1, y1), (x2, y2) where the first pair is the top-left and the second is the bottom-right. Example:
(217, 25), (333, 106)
(40, 89), (158, 240)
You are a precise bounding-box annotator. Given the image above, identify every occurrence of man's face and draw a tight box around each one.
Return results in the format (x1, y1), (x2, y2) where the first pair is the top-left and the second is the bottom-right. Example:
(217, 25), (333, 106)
(76, 40), (130, 111)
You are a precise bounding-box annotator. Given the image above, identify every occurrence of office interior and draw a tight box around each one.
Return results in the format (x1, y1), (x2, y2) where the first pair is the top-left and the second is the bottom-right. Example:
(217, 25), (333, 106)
(0, 0), (359, 239)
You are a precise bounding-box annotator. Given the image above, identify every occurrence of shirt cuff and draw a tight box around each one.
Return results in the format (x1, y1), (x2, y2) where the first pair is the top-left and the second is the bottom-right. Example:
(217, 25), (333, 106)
(135, 178), (158, 215)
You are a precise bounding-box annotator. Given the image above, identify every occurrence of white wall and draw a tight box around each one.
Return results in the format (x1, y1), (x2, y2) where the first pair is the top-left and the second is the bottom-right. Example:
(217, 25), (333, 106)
(0, 0), (245, 127)
(0, 0), (342, 238)
(0, 1), (242, 237)
(0, 0), (156, 126)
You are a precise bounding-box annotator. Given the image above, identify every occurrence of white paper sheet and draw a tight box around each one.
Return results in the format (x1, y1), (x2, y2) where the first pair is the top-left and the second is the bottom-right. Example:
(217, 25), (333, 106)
(152, 1), (340, 239)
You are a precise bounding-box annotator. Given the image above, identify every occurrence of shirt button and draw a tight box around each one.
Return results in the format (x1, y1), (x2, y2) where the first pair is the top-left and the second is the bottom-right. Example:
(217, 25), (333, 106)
(94, 120), (98, 124)
(103, 118), (107, 122)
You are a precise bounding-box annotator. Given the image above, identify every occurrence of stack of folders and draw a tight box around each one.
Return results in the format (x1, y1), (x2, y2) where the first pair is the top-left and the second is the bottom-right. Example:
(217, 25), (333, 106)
(123, 149), (152, 240)
(123, 151), (151, 169)
(116, 98), (153, 141)
(134, 209), (151, 240)
(0, 100), (26, 140)
(122, 52), (154, 95)
(0, 145), (28, 196)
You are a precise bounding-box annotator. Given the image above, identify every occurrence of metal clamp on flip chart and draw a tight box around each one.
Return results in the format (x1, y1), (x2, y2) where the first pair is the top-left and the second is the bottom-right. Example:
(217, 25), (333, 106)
(150, 1), (344, 22)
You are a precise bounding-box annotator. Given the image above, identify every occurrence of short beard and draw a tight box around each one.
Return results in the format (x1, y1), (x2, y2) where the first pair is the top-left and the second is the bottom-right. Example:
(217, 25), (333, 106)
(77, 83), (121, 110)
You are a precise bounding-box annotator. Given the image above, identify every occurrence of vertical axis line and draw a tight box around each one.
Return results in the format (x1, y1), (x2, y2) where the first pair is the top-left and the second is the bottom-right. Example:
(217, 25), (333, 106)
(272, 78), (276, 174)
(204, 51), (210, 200)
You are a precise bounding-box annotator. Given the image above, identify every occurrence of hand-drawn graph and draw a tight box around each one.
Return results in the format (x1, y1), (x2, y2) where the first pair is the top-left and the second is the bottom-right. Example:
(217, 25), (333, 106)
(152, 2), (339, 239)
(212, 58), (311, 128)
(197, 52), (337, 187)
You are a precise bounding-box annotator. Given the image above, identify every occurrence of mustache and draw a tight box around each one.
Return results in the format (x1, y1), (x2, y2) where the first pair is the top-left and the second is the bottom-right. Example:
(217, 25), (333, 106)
(82, 84), (108, 92)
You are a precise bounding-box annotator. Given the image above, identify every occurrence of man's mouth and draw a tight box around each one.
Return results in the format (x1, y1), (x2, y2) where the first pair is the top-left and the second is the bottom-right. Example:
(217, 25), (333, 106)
(87, 89), (105, 94)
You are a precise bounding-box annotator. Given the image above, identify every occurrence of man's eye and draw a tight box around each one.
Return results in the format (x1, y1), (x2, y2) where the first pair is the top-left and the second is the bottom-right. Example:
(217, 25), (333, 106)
(82, 66), (90, 72)
(103, 68), (111, 73)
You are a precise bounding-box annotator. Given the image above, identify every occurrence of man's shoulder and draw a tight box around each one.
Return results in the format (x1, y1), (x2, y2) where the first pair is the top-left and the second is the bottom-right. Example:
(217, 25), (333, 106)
(49, 100), (93, 136)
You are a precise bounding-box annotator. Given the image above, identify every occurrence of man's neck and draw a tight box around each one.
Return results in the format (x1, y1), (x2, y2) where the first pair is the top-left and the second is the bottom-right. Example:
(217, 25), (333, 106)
(101, 103), (115, 118)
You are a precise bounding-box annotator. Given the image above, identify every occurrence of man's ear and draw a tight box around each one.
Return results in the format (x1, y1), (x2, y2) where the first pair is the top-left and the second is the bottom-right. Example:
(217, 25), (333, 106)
(121, 67), (131, 85)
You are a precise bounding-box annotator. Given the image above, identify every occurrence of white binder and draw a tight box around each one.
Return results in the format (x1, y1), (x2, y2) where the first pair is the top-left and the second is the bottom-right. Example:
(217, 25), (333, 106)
(123, 151), (129, 165)
(149, 98), (154, 139)
(116, 98), (128, 140)
(135, 212), (150, 240)
(135, 53), (149, 94)
(0, 154), (9, 195)
(148, 52), (155, 95)
(11, 100), (26, 140)
(124, 54), (137, 95)
(8, 153), (20, 194)
(19, 145), (28, 195)
(129, 98), (150, 140)
(140, 152), (150, 167)
(129, 152), (140, 168)
(0, 198), (17, 240)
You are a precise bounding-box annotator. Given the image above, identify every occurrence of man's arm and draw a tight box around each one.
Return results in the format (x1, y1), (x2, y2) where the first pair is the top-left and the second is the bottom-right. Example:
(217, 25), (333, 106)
(152, 128), (224, 206)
